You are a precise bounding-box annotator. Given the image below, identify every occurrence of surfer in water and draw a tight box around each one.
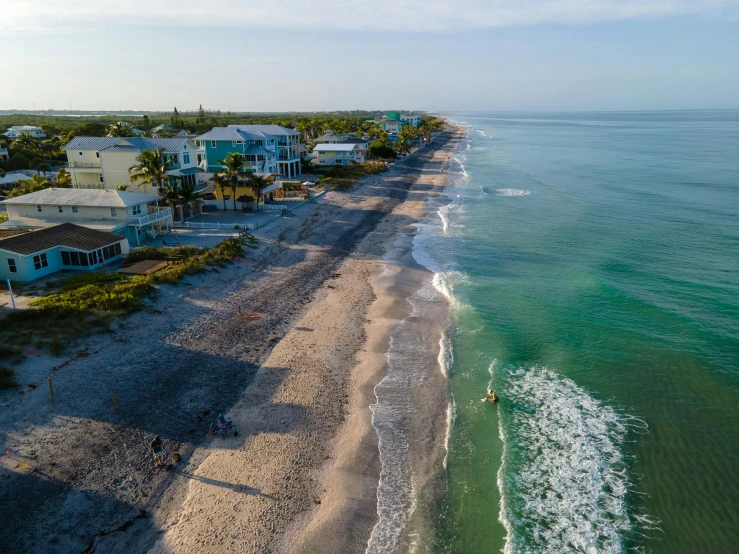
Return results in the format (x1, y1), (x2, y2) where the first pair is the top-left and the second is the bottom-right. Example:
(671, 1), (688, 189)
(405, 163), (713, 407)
(482, 390), (499, 403)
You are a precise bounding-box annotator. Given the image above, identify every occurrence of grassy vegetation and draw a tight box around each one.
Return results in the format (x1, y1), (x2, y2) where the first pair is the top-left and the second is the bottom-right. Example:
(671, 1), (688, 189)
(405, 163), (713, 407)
(0, 236), (254, 362)
(318, 161), (389, 190)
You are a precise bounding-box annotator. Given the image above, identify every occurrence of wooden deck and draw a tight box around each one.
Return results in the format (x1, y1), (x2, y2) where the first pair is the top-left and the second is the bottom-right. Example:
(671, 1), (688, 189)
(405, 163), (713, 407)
(119, 259), (169, 276)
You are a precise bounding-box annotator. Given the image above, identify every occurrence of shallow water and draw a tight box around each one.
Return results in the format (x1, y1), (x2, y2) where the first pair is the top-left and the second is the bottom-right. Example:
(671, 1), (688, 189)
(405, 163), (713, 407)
(411, 111), (739, 553)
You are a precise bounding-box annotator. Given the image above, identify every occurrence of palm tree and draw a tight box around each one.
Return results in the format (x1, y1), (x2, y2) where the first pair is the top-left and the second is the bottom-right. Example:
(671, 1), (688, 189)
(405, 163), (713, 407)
(177, 179), (202, 219)
(106, 122), (135, 138)
(12, 132), (39, 153)
(219, 152), (247, 211)
(56, 168), (72, 188)
(129, 149), (178, 213)
(116, 184), (130, 191)
(245, 173), (272, 211)
(211, 172), (231, 211)
(129, 149), (172, 191)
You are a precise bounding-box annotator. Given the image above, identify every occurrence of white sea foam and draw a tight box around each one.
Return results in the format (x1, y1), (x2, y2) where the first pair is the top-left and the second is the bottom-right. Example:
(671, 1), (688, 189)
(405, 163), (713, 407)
(443, 396), (456, 470)
(438, 332), (453, 378)
(496, 366), (656, 553)
(493, 188), (531, 197)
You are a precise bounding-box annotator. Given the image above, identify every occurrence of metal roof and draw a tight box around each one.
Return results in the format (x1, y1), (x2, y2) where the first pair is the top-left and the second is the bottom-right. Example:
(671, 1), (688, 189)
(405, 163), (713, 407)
(227, 124), (300, 136)
(313, 144), (358, 152)
(63, 136), (193, 153)
(64, 137), (120, 151)
(195, 128), (254, 142)
(0, 223), (124, 255)
(2, 188), (161, 208)
(243, 144), (273, 156)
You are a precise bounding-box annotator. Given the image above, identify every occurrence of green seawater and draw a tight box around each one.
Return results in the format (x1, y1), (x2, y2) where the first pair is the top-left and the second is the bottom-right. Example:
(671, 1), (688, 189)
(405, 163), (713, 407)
(425, 112), (739, 553)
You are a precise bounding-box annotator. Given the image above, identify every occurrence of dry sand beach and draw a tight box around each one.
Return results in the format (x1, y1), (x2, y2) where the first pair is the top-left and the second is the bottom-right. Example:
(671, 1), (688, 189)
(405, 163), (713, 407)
(0, 124), (463, 553)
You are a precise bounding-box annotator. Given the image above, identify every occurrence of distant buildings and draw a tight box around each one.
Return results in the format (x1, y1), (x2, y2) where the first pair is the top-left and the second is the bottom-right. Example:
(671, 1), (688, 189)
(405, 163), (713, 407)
(195, 125), (302, 179)
(0, 223), (129, 282)
(0, 188), (173, 246)
(372, 113), (422, 140)
(63, 137), (202, 194)
(3, 126), (46, 139)
(150, 124), (189, 138)
(0, 147), (9, 161)
(313, 143), (367, 166)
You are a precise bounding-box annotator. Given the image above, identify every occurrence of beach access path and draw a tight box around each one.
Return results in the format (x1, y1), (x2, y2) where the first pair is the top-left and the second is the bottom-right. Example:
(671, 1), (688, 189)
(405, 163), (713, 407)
(0, 124), (463, 553)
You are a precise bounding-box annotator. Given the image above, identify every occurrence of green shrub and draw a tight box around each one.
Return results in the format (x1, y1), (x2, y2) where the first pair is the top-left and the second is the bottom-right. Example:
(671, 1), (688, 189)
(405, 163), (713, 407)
(0, 236), (253, 354)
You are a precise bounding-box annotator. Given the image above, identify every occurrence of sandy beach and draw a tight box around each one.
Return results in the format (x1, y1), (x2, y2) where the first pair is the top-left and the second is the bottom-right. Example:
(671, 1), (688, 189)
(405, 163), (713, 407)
(0, 124), (463, 553)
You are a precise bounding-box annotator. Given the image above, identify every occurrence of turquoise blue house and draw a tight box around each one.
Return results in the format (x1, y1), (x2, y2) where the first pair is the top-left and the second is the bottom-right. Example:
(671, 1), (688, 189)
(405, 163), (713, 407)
(0, 223), (128, 282)
(196, 125), (302, 179)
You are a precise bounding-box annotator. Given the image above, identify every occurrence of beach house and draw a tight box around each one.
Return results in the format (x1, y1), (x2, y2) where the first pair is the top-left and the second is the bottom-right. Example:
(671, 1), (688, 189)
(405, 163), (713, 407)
(0, 188), (172, 246)
(3, 126), (46, 139)
(0, 223), (129, 282)
(63, 137), (202, 194)
(0, 147), (9, 161)
(196, 125), (302, 179)
(312, 143), (366, 165)
(376, 118), (405, 140)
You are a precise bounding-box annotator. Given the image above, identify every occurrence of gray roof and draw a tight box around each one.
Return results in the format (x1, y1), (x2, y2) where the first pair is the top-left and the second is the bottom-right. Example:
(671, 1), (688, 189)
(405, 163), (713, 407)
(63, 137), (193, 153)
(2, 188), (161, 208)
(243, 144), (274, 156)
(313, 144), (358, 152)
(227, 124), (300, 136)
(342, 137), (369, 145)
(64, 137), (120, 151)
(195, 128), (258, 142)
(0, 223), (123, 255)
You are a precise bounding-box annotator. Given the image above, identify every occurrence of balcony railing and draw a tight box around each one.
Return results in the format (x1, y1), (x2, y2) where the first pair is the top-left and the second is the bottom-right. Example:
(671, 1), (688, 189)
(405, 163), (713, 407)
(68, 161), (102, 169)
(127, 207), (172, 227)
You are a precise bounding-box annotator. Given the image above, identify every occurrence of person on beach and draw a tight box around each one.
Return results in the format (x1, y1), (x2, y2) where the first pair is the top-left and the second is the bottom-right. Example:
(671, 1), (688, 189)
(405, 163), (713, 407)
(150, 436), (164, 467)
(483, 390), (498, 403)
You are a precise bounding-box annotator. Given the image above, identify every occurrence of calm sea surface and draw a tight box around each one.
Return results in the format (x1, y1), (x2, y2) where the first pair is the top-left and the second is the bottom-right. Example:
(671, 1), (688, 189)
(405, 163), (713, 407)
(409, 111), (739, 553)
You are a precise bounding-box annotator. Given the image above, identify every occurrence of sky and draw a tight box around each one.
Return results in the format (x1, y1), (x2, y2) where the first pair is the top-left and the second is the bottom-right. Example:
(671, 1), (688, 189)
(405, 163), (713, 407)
(2, 1), (739, 112)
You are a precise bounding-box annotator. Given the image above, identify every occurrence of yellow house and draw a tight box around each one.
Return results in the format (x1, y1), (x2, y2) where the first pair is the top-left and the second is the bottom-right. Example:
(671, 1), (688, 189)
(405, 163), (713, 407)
(212, 176), (284, 209)
(64, 136), (203, 195)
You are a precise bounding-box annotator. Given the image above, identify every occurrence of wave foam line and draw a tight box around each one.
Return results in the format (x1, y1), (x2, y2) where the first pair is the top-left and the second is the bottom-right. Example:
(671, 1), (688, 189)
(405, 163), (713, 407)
(496, 366), (657, 553)
(494, 188), (531, 197)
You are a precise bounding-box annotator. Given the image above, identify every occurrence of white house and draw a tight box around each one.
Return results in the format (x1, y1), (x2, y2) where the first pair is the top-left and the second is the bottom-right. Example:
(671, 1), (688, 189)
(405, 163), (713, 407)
(3, 126), (46, 139)
(313, 143), (366, 165)
(0, 147), (8, 161)
(0, 223), (129, 282)
(376, 118), (404, 139)
(0, 188), (172, 246)
(400, 115), (421, 128)
(314, 130), (346, 144)
(63, 136), (202, 194)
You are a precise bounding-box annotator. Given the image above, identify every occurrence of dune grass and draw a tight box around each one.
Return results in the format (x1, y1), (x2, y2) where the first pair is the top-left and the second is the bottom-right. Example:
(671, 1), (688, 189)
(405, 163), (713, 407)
(0, 236), (254, 360)
(318, 161), (388, 190)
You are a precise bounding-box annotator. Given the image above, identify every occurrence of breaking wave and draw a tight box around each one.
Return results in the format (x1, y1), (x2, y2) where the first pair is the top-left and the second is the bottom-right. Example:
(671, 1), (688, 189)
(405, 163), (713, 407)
(493, 188), (531, 197)
(496, 366), (657, 553)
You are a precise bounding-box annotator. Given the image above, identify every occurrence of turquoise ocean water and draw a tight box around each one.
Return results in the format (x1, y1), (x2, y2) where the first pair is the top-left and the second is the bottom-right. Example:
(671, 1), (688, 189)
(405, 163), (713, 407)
(406, 111), (738, 553)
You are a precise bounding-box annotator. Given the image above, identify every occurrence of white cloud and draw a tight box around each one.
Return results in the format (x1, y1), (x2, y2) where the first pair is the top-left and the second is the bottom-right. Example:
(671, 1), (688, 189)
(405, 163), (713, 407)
(2, 0), (738, 35)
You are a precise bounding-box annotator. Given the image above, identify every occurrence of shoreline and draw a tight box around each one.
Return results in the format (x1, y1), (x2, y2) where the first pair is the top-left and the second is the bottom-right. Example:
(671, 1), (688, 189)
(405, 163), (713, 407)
(282, 135), (458, 552)
(0, 124), (463, 554)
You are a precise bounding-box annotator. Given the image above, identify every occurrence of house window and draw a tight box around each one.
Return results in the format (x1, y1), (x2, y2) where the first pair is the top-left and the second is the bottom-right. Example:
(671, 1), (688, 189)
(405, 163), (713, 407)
(37, 205), (42, 212)
(58, 205), (64, 213)
(95, 152), (100, 158)
(79, 151), (83, 156)
(110, 208), (118, 217)
(7, 259), (17, 273)
(72, 206), (79, 214)
(33, 253), (48, 271)
(99, 174), (104, 183)
(211, 141), (216, 148)
(132, 204), (142, 216)
(183, 151), (190, 164)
